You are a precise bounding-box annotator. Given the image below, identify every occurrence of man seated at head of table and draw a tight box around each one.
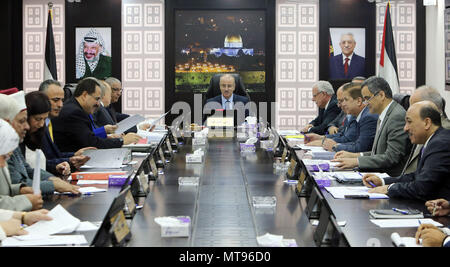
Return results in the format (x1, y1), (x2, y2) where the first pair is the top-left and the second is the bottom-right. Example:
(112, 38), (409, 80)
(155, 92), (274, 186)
(52, 77), (141, 153)
(362, 101), (450, 201)
(401, 85), (450, 176)
(331, 76), (412, 177)
(415, 199), (450, 247)
(305, 82), (378, 153)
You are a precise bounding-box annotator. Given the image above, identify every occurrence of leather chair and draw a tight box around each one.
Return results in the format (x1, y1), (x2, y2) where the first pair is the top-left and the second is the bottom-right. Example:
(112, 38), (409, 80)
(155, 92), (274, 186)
(204, 74), (250, 104)
(393, 93), (410, 111)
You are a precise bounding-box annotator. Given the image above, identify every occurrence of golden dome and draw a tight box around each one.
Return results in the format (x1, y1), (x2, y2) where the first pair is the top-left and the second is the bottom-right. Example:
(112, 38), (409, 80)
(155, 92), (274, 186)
(224, 34), (243, 48)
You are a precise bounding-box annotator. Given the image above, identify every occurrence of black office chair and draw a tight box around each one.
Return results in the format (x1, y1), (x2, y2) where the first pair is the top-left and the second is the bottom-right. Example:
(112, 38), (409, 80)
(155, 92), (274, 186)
(204, 73), (251, 104)
(393, 93), (410, 111)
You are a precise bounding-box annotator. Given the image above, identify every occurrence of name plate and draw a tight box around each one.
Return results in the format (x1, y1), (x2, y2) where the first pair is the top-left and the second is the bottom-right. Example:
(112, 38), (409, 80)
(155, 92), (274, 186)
(207, 117), (234, 127)
(192, 137), (206, 146)
(186, 153), (202, 163)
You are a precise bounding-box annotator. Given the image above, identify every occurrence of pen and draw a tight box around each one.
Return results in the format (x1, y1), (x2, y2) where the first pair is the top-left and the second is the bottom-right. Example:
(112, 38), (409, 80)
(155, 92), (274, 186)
(359, 172), (376, 188)
(392, 208), (409, 215)
(432, 203), (437, 216)
(418, 219), (423, 225)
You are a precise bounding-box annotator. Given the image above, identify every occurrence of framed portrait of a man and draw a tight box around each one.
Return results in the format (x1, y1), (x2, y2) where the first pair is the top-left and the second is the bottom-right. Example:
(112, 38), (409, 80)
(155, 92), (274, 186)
(75, 27), (112, 80)
(329, 28), (366, 80)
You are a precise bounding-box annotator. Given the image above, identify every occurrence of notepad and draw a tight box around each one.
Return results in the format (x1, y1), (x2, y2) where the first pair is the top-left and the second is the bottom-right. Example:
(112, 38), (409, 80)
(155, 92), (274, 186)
(324, 186), (389, 199)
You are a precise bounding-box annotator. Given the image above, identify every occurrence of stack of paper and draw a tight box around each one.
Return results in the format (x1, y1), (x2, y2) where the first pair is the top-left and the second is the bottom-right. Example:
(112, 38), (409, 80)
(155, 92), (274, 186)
(1, 205), (99, 247)
(82, 148), (129, 169)
(302, 159), (340, 172)
(324, 186), (389, 199)
(277, 130), (300, 136)
(295, 144), (327, 152)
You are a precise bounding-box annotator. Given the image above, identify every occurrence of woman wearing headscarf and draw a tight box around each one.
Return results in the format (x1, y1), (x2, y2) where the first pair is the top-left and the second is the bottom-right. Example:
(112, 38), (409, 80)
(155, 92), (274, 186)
(0, 118), (52, 241)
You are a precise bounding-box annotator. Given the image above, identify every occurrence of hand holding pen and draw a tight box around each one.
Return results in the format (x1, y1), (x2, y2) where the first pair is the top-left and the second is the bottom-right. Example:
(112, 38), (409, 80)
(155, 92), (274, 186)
(425, 199), (450, 217)
(361, 173), (382, 188)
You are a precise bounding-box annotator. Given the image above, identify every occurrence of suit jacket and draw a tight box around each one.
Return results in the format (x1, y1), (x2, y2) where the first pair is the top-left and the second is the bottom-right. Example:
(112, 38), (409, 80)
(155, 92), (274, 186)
(204, 94), (250, 120)
(7, 147), (55, 195)
(93, 105), (116, 127)
(326, 115), (357, 144)
(106, 105), (129, 123)
(0, 167), (32, 211)
(334, 107), (378, 153)
(359, 101), (412, 176)
(41, 121), (74, 172)
(52, 97), (123, 152)
(385, 128), (450, 201)
(401, 115), (450, 175)
(327, 110), (346, 132)
(309, 95), (341, 135)
(329, 53), (366, 80)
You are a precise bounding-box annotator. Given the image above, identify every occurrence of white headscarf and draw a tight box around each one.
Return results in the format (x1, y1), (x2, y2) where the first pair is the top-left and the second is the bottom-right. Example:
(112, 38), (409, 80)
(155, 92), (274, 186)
(0, 94), (20, 122)
(0, 119), (19, 155)
(76, 28), (110, 79)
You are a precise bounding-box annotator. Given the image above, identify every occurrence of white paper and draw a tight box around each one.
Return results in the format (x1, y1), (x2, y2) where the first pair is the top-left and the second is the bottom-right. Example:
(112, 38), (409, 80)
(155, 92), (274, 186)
(55, 187), (107, 195)
(277, 130), (300, 136)
(32, 149), (41, 195)
(1, 235), (88, 247)
(23, 204), (81, 236)
(59, 221), (99, 233)
(330, 172), (390, 181)
(295, 144), (327, 152)
(324, 186), (389, 199)
(370, 219), (442, 228)
(390, 233), (422, 247)
(82, 148), (129, 168)
(115, 114), (146, 134)
(75, 180), (109, 185)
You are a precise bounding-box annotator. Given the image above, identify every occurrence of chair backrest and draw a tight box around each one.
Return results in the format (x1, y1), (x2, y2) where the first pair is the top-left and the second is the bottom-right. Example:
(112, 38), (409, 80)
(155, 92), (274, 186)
(204, 74), (250, 102)
(63, 83), (77, 101)
(393, 93), (410, 111)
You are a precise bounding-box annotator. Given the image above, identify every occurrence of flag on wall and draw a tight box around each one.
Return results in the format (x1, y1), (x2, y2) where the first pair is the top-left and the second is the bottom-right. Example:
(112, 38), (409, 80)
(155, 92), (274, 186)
(329, 31), (334, 58)
(379, 2), (399, 95)
(44, 5), (58, 81)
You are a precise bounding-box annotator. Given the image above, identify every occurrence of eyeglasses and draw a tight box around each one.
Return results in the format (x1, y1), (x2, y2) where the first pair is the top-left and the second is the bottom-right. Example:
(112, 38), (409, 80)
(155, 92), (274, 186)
(363, 91), (379, 105)
(312, 91), (324, 98)
(112, 88), (123, 93)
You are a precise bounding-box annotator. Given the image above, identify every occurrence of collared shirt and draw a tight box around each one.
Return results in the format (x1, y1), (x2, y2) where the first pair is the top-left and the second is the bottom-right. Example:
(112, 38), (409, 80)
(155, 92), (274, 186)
(356, 106), (367, 123)
(221, 94), (234, 110)
(378, 99), (394, 129)
(342, 53), (354, 66)
(324, 98), (331, 111)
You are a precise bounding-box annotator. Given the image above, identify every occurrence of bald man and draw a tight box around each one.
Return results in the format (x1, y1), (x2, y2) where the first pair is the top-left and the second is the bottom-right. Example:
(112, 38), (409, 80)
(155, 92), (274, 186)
(363, 101), (450, 201)
(401, 86), (450, 175)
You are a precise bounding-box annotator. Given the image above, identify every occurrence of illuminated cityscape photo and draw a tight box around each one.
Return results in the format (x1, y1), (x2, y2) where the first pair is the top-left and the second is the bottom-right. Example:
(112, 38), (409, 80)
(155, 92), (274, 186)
(175, 10), (266, 93)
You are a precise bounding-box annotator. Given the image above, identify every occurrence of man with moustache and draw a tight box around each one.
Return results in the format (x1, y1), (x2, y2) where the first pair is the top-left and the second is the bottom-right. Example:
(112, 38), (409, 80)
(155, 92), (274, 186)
(362, 101), (450, 201)
(38, 80), (93, 171)
(52, 78), (141, 152)
(75, 29), (112, 80)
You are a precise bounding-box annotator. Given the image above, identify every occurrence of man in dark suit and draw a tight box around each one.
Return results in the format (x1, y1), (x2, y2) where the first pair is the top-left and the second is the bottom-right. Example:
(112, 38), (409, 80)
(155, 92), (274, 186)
(323, 82), (378, 152)
(329, 33), (365, 80)
(302, 81), (341, 135)
(363, 101), (450, 201)
(104, 77), (130, 124)
(204, 74), (249, 123)
(52, 78), (141, 152)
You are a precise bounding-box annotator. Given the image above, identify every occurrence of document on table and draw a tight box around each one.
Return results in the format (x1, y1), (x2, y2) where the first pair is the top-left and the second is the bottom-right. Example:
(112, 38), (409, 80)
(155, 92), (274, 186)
(330, 172), (390, 181)
(55, 187), (107, 195)
(75, 180), (109, 185)
(1, 235), (88, 247)
(324, 186), (389, 199)
(24, 204), (81, 236)
(295, 144), (327, 152)
(276, 129), (300, 136)
(82, 148), (129, 168)
(115, 114), (146, 134)
(370, 219), (443, 228)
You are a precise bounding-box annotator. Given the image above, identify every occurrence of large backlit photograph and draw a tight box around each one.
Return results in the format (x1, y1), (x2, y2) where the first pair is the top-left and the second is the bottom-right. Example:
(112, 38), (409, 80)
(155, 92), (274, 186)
(175, 10), (266, 93)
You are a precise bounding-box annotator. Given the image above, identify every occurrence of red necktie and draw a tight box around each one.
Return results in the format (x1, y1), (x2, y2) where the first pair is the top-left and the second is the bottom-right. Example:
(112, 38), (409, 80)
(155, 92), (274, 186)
(344, 58), (349, 77)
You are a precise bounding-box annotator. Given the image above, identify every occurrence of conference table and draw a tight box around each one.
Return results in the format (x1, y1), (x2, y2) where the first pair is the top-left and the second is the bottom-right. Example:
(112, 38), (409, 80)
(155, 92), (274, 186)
(41, 128), (449, 247)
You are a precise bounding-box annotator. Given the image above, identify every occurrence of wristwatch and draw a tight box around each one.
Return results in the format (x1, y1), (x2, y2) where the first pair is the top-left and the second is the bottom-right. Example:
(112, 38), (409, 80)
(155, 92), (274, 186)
(332, 144), (338, 152)
(119, 137), (124, 145)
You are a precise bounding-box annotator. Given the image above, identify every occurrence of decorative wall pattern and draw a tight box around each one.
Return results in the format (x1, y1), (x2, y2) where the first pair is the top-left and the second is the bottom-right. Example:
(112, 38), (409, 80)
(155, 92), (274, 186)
(122, 0), (165, 122)
(23, 0), (65, 93)
(376, 1), (417, 96)
(275, 0), (319, 130)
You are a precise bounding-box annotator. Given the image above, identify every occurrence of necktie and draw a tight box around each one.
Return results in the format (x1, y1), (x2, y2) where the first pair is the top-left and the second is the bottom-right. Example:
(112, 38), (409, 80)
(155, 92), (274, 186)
(225, 100), (231, 110)
(371, 119), (382, 155)
(48, 121), (54, 142)
(344, 58), (349, 77)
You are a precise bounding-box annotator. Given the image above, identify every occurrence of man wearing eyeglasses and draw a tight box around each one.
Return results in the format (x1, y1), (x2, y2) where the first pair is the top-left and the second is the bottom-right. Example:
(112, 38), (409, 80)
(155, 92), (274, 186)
(332, 76), (411, 177)
(301, 81), (341, 135)
(52, 78), (141, 152)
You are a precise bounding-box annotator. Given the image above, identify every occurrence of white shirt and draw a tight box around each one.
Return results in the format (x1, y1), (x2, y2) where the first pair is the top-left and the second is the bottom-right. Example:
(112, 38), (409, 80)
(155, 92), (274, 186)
(342, 53), (354, 66)
(324, 98), (331, 111)
(356, 106), (367, 123)
(378, 100), (394, 130)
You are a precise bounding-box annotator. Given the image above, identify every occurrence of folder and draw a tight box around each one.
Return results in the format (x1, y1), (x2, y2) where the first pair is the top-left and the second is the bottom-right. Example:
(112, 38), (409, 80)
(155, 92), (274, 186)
(71, 171), (127, 180)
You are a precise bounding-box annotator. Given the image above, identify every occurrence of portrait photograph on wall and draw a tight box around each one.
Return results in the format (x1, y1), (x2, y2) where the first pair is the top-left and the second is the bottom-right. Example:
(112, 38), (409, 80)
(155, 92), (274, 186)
(329, 27), (366, 81)
(75, 27), (112, 80)
(174, 10), (266, 94)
